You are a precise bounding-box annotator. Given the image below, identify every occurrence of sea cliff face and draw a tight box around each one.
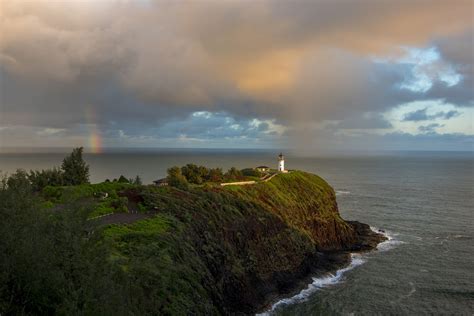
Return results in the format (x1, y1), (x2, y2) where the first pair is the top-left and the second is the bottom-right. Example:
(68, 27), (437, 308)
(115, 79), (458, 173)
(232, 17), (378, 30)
(101, 171), (385, 314)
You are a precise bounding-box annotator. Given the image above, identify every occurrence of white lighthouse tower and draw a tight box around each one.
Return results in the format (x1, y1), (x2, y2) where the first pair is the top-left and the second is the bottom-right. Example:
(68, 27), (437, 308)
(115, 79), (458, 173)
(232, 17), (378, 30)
(278, 153), (286, 172)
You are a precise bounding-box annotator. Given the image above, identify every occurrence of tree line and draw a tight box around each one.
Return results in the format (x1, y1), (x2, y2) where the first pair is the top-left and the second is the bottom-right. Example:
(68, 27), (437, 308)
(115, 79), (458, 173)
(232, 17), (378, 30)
(26, 147), (90, 191)
(7, 147), (142, 191)
(166, 164), (265, 189)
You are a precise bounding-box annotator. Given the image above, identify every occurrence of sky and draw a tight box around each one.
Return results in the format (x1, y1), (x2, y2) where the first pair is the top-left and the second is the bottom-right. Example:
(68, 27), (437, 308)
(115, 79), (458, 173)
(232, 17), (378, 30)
(0, 0), (473, 153)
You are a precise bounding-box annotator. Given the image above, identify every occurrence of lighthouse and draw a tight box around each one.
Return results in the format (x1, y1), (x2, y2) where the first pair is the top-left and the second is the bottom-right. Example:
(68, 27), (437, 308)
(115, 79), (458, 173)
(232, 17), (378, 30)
(278, 153), (285, 172)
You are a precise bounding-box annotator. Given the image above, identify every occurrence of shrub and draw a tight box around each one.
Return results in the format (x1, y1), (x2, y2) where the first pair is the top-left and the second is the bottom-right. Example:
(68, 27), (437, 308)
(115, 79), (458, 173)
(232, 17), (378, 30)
(42, 186), (63, 202)
(111, 196), (129, 213)
(207, 168), (224, 182)
(29, 168), (64, 191)
(224, 167), (242, 181)
(241, 168), (262, 177)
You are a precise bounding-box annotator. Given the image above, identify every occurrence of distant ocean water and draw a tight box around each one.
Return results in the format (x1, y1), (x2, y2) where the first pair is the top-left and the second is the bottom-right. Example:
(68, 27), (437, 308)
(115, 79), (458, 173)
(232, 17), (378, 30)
(1, 149), (473, 315)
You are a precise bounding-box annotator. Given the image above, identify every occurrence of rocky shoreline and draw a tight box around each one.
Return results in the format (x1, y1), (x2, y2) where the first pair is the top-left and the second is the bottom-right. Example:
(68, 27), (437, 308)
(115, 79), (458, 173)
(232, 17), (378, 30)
(347, 221), (388, 251)
(254, 221), (387, 315)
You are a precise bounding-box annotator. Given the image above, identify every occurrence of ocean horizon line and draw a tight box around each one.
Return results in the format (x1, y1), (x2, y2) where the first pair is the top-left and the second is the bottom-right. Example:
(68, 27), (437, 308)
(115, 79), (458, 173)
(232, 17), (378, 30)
(1, 146), (472, 157)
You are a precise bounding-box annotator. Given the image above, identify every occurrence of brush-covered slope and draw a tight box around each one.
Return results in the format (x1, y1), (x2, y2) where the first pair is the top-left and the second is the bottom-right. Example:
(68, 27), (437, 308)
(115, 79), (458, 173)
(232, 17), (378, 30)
(227, 171), (358, 251)
(39, 171), (383, 314)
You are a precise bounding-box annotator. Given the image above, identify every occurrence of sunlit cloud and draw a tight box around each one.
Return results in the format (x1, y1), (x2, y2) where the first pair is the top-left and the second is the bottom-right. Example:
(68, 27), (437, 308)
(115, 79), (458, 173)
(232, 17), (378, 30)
(0, 0), (472, 152)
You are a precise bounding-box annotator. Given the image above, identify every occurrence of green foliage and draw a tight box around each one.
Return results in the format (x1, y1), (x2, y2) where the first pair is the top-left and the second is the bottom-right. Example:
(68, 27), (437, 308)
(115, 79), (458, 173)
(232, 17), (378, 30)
(111, 196), (129, 213)
(208, 167), (224, 182)
(61, 147), (90, 185)
(224, 167), (243, 181)
(2, 148), (91, 194)
(5, 169), (32, 194)
(42, 185), (63, 202)
(137, 202), (147, 213)
(88, 200), (115, 218)
(226, 171), (352, 245)
(167, 166), (189, 189)
(241, 168), (262, 177)
(181, 164), (209, 184)
(0, 178), (131, 315)
(1, 167), (354, 315)
(117, 175), (129, 183)
(102, 215), (218, 314)
(104, 214), (174, 239)
(167, 164), (252, 185)
(28, 167), (64, 191)
(40, 181), (135, 219)
(133, 175), (142, 185)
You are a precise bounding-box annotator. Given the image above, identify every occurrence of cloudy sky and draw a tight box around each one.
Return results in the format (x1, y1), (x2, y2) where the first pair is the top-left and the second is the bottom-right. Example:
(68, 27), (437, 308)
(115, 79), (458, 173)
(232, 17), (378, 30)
(0, 0), (473, 153)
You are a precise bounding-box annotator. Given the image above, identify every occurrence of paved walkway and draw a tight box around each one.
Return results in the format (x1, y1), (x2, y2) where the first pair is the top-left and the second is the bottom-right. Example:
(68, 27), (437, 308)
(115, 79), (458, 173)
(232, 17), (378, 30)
(220, 180), (256, 186)
(262, 173), (278, 182)
(220, 172), (281, 187)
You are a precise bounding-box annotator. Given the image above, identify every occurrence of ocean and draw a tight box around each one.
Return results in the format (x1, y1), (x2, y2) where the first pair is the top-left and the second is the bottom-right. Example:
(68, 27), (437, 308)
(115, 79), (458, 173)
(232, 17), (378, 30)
(1, 149), (473, 315)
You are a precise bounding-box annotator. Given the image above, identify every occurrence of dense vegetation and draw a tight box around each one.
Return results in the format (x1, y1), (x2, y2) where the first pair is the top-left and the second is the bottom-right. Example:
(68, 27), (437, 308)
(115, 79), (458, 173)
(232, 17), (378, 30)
(27, 147), (90, 190)
(0, 149), (381, 315)
(166, 164), (251, 188)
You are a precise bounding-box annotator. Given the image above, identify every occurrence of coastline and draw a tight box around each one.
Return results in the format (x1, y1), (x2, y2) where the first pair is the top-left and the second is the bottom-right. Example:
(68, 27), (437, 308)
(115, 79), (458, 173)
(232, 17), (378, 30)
(256, 224), (389, 315)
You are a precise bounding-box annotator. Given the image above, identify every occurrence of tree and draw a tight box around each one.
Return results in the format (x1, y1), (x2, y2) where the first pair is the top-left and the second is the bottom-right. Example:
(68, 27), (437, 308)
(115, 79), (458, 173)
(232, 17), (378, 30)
(181, 164), (205, 184)
(225, 167), (242, 181)
(167, 167), (188, 190)
(133, 175), (142, 185)
(197, 165), (209, 181)
(118, 175), (129, 183)
(6, 169), (32, 194)
(61, 147), (90, 185)
(29, 168), (64, 191)
(208, 168), (224, 182)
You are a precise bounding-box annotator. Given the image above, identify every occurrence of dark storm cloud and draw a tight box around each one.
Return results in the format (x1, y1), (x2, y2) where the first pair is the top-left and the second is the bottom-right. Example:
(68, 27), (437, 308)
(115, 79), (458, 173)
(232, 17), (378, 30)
(0, 0), (473, 150)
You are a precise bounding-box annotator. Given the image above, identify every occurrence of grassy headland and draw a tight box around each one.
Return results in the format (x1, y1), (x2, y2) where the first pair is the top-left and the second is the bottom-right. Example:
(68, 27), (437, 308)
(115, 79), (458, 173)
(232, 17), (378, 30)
(0, 151), (385, 315)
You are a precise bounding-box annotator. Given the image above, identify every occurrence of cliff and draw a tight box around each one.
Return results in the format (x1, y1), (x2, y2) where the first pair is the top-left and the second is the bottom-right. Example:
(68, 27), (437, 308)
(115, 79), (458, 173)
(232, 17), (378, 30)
(95, 171), (385, 314)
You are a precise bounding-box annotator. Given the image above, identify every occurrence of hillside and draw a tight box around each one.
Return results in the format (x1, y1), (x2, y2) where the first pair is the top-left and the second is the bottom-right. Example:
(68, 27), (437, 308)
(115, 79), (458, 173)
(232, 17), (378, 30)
(1, 170), (385, 315)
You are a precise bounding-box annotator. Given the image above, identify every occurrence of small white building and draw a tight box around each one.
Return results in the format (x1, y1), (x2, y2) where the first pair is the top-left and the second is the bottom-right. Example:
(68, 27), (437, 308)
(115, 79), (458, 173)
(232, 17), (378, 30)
(256, 166), (270, 172)
(278, 153), (287, 172)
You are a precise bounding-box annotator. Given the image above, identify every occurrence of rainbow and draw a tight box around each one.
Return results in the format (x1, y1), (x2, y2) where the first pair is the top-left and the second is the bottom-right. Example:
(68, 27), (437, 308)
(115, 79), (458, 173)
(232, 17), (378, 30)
(85, 107), (103, 154)
(89, 131), (102, 154)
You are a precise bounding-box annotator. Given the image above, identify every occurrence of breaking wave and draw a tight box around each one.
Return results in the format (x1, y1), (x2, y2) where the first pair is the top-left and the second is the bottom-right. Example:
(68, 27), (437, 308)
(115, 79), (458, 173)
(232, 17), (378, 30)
(370, 226), (405, 252)
(258, 228), (403, 315)
(335, 190), (351, 196)
(257, 254), (366, 315)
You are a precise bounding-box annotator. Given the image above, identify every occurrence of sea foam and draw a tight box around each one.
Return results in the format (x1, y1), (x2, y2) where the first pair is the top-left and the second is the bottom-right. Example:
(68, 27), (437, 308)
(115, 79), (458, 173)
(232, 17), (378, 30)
(257, 254), (365, 315)
(370, 226), (405, 252)
(258, 228), (403, 315)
